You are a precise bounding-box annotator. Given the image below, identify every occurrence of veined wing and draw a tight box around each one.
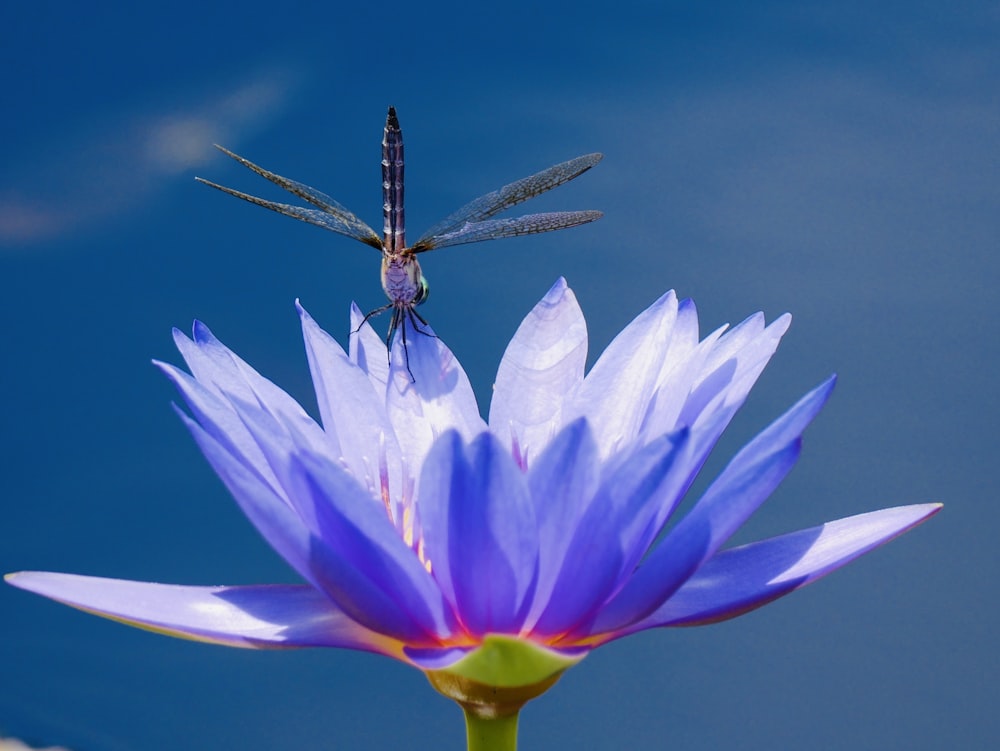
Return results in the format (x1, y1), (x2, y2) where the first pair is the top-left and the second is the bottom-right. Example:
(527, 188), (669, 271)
(196, 146), (382, 249)
(414, 210), (603, 252)
(411, 152), (603, 250)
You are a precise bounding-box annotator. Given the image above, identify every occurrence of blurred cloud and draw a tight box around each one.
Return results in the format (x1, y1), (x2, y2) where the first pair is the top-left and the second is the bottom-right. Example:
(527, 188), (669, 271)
(0, 66), (304, 246)
(0, 739), (70, 751)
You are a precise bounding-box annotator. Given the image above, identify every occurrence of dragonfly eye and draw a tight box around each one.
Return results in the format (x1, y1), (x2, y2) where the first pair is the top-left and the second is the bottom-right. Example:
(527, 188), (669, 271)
(414, 277), (430, 306)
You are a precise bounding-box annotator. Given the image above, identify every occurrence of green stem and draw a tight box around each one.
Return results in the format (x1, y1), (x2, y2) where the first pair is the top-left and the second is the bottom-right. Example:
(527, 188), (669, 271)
(464, 708), (519, 751)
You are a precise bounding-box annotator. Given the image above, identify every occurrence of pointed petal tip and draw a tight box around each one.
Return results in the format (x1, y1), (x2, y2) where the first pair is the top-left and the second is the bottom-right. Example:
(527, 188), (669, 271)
(819, 373), (838, 395)
(5, 570), (54, 596)
(753, 375), (838, 454)
(152, 361), (186, 390)
(296, 299), (317, 324)
(635, 501), (944, 630)
(800, 374), (837, 411)
(769, 311), (792, 335)
(171, 326), (191, 347)
(192, 319), (215, 343)
(6, 570), (58, 593)
(348, 302), (368, 334)
(914, 501), (944, 517)
(543, 276), (571, 302)
(649, 289), (678, 312)
(154, 361), (192, 389)
(830, 502), (943, 540)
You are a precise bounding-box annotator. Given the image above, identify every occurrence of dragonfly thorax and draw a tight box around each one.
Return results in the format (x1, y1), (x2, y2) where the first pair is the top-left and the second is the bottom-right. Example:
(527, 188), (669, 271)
(381, 253), (429, 308)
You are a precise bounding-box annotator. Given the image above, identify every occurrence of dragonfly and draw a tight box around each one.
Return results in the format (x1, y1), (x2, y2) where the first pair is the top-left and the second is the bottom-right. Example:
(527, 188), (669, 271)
(196, 106), (603, 380)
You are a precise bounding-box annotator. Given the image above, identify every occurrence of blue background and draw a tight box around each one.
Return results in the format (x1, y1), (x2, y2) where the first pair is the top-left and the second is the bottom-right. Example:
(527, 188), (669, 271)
(1, 2), (993, 749)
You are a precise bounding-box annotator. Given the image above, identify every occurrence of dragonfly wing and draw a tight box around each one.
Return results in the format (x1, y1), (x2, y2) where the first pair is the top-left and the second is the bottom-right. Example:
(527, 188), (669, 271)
(202, 146), (382, 248)
(414, 210), (603, 252)
(196, 178), (383, 247)
(413, 153), (603, 245)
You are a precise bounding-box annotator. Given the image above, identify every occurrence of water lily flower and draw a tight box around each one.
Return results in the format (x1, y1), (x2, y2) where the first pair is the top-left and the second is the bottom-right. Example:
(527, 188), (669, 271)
(7, 278), (939, 750)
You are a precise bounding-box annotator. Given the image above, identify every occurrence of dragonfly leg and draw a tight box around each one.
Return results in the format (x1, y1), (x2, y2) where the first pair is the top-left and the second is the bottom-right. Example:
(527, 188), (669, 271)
(353, 302), (393, 335)
(397, 309), (417, 383)
(351, 302), (434, 383)
(408, 307), (439, 339)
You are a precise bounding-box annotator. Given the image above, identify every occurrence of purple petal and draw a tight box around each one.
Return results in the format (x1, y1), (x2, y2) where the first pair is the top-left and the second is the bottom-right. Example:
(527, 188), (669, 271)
(570, 291), (680, 457)
(522, 419), (600, 628)
(156, 362), (285, 497)
(489, 278), (588, 462)
(5, 572), (399, 653)
(703, 311), (784, 374)
(590, 377), (836, 634)
(183, 395), (455, 644)
(532, 429), (690, 637)
(174, 323), (312, 430)
(221, 392), (329, 535)
(679, 313), (791, 431)
(415, 432), (462, 608)
(177, 410), (322, 589)
(348, 302), (390, 393)
(170, 324), (333, 462)
(297, 302), (404, 505)
(634, 298), (711, 440)
(384, 323), (486, 476)
(419, 431), (538, 636)
(634, 503), (943, 629)
(636, 304), (789, 446)
(276, 444), (457, 643)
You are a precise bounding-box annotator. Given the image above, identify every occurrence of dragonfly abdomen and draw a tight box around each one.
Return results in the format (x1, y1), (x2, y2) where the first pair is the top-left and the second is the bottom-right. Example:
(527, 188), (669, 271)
(382, 106), (405, 253)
